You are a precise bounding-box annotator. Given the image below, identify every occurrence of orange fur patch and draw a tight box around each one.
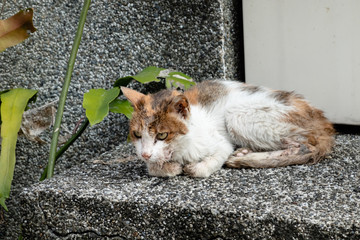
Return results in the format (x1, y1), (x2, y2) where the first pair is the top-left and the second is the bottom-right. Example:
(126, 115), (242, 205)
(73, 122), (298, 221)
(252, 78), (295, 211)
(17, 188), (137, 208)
(284, 97), (335, 162)
(128, 89), (189, 143)
(184, 87), (199, 105)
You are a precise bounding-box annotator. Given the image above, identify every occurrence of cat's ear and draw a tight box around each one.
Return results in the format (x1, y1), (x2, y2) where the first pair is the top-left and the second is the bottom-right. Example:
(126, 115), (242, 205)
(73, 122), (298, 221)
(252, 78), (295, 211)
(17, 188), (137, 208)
(170, 95), (190, 119)
(121, 87), (145, 110)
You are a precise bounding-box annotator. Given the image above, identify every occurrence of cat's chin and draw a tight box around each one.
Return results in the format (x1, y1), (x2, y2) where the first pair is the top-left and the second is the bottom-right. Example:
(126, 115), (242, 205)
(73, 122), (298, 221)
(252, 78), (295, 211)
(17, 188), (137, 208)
(140, 153), (173, 166)
(149, 156), (173, 165)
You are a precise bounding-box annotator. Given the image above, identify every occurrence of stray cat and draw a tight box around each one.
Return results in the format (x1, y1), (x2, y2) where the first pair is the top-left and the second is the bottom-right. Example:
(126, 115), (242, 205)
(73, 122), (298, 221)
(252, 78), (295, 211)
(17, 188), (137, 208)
(122, 80), (334, 178)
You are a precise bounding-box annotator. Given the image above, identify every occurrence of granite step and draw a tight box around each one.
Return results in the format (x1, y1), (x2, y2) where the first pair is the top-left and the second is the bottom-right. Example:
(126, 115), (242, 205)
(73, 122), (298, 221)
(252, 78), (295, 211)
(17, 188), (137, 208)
(19, 136), (360, 239)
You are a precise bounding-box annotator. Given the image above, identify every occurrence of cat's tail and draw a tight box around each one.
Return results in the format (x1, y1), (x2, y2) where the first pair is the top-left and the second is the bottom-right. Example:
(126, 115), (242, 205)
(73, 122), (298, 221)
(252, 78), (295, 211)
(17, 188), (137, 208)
(288, 98), (336, 165)
(225, 146), (315, 168)
(225, 132), (334, 169)
(305, 123), (335, 164)
(226, 100), (335, 168)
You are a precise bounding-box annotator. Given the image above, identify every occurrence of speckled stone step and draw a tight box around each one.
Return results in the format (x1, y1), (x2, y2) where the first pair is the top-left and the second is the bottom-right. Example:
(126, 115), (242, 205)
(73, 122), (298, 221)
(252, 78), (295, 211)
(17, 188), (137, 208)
(19, 139), (360, 239)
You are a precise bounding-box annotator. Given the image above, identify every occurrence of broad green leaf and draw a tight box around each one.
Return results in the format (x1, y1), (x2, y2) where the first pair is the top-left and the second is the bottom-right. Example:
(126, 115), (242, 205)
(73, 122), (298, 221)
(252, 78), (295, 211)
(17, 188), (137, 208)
(131, 66), (165, 83)
(0, 88), (37, 211)
(113, 76), (134, 88)
(0, 90), (11, 125)
(165, 71), (195, 90)
(0, 8), (37, 52)
(83, 88), (120, 126)
(113, 67), (167, 88)
(113, 67), (194, 90)
(109, 99), (133, 119)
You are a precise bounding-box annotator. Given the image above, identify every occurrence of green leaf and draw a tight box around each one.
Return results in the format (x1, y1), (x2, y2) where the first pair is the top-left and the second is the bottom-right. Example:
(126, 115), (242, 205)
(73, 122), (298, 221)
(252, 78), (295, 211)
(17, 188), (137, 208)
(113, 76), (134, 88)
(0, 90), (10, 125)
(114, 67), (195, 90)
(109, 99), (133, 119)
(113, 67), (167, 89)
(131, 66), (165, 84)
(0, 88), (37, 211)
(165, 71), (195, 90)
(83, 88), (120, 126)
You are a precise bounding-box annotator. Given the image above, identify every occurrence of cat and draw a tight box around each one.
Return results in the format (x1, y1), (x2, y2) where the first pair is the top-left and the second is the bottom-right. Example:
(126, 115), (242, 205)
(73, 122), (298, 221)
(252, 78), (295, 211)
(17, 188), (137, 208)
(121, 80), (335, 178)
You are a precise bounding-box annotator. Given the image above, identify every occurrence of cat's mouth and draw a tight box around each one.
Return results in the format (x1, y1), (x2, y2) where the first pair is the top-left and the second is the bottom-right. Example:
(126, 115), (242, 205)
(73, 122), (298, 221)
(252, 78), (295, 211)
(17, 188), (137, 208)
(140, 150), (174, 165)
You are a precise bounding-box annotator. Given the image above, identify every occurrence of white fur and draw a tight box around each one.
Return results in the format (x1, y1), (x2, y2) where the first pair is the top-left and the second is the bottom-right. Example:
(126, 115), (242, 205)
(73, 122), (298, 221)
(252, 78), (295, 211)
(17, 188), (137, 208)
(173, 81), (298, 177)
(135, 131), (172, 164)
(172, 105), (234, 177)
(222, 81), (296, 150)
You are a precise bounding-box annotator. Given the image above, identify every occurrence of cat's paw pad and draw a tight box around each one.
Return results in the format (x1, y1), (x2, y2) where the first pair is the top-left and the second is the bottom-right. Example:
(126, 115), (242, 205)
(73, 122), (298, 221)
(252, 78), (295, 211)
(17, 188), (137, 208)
(183, 162), (211, 178)
(233, 148), (252, 157)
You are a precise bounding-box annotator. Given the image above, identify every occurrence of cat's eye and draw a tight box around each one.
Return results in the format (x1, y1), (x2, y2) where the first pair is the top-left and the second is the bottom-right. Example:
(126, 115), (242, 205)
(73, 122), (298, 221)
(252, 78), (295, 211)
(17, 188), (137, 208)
(156, 132), (168, 140)
(133, 131), (142, 138)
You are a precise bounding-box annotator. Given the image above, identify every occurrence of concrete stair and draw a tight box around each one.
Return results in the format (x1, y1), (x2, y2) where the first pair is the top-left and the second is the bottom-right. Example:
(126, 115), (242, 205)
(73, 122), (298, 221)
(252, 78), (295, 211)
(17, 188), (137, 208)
(19, 140), (360, 239)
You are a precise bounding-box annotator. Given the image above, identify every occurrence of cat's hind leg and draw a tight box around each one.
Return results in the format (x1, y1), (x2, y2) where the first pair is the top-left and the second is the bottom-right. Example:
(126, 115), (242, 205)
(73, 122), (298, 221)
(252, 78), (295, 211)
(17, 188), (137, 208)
(225, 143), (314, 168)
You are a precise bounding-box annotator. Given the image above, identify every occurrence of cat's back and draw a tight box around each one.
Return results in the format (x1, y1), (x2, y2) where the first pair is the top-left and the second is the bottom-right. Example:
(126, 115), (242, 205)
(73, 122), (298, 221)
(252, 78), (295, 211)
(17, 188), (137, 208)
(184, 80), (223, 106)
(184, 80), (240, 107)
(184, 80), (274, 108)
(185, 80), (301, 109)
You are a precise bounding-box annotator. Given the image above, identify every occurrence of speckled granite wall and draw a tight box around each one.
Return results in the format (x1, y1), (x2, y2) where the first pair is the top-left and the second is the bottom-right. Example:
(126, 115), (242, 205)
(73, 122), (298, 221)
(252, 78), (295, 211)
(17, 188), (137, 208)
(0, 0), (241, 238)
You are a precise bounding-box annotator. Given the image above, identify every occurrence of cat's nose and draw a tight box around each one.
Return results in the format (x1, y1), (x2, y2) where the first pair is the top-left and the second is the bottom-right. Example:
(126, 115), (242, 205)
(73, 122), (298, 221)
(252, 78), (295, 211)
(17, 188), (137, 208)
(141, 152), (152, 160)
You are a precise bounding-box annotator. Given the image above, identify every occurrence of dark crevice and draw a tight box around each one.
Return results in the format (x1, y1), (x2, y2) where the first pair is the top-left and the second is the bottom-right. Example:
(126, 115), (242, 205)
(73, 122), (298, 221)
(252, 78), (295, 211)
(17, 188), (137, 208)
(231, 0), (245, 82)
(334, 124), (360, 135)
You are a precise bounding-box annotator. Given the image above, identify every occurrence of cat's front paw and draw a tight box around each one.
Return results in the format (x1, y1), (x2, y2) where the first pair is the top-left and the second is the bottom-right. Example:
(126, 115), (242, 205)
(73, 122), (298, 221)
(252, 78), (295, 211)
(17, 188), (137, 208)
(147, 161), (183, 177)
(183, 162), (212, 178)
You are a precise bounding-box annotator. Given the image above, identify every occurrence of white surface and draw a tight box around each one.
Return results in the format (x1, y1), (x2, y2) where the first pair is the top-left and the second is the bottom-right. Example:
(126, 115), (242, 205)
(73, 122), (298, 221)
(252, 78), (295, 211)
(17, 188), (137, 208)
(243, 0), (360, 125)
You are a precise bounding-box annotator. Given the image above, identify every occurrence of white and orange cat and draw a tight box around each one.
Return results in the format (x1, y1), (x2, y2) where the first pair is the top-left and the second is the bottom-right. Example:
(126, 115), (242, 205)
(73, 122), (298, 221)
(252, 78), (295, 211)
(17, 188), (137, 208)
(121, 80), (334, 178)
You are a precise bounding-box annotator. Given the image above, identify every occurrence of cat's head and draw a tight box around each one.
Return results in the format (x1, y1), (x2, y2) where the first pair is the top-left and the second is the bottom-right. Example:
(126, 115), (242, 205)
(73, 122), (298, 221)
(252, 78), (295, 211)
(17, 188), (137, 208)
(121, 87), (190, 164)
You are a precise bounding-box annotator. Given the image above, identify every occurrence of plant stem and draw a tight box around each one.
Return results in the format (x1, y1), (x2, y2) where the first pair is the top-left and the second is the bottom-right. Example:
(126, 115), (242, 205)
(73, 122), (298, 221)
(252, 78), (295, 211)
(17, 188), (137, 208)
(40, 118), (89, 181)
(47, 0), (91, 179)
